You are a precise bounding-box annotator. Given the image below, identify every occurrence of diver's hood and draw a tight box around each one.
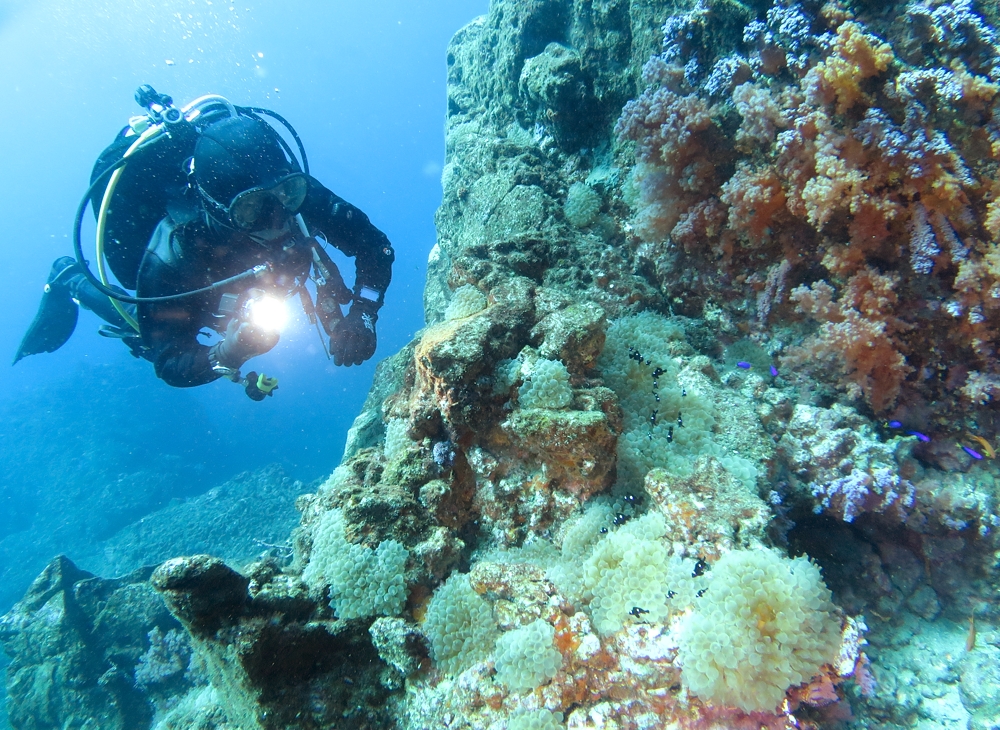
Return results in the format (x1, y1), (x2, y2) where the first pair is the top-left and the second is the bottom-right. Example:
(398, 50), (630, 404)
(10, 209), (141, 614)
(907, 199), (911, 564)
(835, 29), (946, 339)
(193, 116), (292, 208)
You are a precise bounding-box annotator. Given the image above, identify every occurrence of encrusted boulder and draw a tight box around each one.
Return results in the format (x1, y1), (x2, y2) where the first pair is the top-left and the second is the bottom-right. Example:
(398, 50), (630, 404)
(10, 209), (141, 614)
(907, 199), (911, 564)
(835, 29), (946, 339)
(0, 556), (180, 730)
(150, 555), (392, 730)
(501, 406), (617, 497)
(519, 42), (600, 148)
(152, 556), (250, 636)
(644, 457), (771, 559)
(531, 299), (607, 374)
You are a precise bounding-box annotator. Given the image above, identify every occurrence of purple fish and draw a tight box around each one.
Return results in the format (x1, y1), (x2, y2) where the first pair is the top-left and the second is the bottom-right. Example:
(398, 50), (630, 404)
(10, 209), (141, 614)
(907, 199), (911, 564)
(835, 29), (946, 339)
(888, 420), (902, 429)
(770, 365), (779, 377)
(736, 361), (751, 369)
(962, 446), (984, 460)
(907, 430), (931, 443)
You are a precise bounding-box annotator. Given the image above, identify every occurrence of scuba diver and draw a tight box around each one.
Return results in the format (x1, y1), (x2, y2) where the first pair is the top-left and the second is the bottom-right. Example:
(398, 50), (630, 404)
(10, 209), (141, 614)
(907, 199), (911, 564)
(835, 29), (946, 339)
(14, 87), (393, 400)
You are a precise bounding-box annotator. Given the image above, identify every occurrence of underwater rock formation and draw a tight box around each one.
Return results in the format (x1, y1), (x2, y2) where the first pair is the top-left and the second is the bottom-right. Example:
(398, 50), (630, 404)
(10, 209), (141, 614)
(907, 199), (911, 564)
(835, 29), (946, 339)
(332, 0), (1000, 726)
(150, 554), (395, 730)
(6, 0), (1000, 729)
(295, 0), (999, 727)
(0, 556), (187, 730)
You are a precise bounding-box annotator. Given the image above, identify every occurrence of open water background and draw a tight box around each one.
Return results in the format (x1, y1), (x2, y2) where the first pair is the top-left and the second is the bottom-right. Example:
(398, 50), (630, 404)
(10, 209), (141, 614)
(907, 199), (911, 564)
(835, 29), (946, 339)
(0, 0), (487, 630)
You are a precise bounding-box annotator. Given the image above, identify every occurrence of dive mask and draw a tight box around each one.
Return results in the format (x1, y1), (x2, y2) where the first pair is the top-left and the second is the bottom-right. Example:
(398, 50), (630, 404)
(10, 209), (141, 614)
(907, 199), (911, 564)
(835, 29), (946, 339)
(200, 173), (308, 230)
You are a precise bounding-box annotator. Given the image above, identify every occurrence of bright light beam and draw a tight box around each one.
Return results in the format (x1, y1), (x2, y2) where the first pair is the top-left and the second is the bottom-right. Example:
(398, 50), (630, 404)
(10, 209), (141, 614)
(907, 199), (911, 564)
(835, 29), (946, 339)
(249, 295), (289, 332)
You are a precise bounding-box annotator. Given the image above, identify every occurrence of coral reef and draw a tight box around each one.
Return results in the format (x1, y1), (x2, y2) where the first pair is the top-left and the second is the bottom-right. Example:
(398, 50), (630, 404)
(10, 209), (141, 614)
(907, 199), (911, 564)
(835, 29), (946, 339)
(617, 0), (1000, 429)
(5, 1), (1000, 730)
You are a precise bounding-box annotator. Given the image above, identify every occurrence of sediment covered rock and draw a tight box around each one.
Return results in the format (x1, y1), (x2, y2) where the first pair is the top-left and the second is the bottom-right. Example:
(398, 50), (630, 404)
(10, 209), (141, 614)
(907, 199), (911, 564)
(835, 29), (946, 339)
(0, 556), (177, 730)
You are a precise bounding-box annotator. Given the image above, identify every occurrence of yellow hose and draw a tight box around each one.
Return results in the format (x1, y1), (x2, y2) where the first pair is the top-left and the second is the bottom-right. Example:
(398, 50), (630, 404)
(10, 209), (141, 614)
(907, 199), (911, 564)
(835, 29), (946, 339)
(95, 124), (164, 332)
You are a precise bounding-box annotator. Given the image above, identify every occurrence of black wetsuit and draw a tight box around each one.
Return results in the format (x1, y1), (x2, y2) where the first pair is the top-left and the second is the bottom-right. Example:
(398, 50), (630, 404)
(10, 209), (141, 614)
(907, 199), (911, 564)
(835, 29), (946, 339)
(136, 177), (393, 387)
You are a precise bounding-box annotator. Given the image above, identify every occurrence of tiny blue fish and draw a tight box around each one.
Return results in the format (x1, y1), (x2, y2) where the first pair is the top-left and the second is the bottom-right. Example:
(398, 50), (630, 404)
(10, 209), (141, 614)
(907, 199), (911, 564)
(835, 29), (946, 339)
(962, 446), (984, 460)
(907, 430), (931, 443)
(736, 361), (751, 369)
(770, 365), (778, 377)
(888, 420), (902, 429)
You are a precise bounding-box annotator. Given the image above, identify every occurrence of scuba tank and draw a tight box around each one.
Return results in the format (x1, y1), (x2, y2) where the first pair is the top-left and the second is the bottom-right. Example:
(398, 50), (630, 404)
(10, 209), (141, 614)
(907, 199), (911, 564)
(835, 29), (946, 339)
(88, 92), (199, 290)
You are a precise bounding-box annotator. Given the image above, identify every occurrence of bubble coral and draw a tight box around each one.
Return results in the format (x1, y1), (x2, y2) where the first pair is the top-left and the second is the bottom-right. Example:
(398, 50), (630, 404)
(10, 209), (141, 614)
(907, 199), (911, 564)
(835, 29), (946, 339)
(677, 548), (841, 714)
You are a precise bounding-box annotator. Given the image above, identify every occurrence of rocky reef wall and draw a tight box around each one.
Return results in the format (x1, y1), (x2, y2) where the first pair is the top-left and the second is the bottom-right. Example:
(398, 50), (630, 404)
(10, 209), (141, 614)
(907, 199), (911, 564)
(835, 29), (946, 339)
(297, 0), (1000, 724)
(5, 1), (1000, 729)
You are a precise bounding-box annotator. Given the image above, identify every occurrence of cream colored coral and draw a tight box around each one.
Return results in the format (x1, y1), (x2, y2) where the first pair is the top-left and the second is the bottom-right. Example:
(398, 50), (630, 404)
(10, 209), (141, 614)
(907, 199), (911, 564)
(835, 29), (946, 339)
(508, 709), (564, 730)
(518, 358), (573, 409)
(302, 510), (409, 620)
(582, 512), (673, 634)
(494, 619), (563, 691)
(598, 312), (719, 487)
(677, 548), (841, 713)
(383, 418), (409, 462)
(564, 182), (601, 227)
(547, 501), (614, 600)
(423, 573), (498, 674)
(574, 511), (706, 635)
(444, 284), (487, 320)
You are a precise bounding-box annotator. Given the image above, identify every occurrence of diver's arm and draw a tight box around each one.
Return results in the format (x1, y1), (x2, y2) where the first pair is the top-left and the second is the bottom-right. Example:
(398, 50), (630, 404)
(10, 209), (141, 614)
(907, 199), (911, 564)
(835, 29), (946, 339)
(146, 311), (281, 387)
(298, 178), (395, 302)
(298, 179), (393, 366)
(147, 308), (278, 387)
(151, 340), (219, 387)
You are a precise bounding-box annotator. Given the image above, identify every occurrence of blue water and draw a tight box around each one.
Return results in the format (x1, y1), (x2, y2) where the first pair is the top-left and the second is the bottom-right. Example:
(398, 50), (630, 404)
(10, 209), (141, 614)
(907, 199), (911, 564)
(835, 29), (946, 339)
(0, 0), (488, 615)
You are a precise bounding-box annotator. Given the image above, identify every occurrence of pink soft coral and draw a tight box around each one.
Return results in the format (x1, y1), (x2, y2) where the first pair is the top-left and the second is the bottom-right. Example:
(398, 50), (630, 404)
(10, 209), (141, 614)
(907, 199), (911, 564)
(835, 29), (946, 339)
(785, 269), (912, 411)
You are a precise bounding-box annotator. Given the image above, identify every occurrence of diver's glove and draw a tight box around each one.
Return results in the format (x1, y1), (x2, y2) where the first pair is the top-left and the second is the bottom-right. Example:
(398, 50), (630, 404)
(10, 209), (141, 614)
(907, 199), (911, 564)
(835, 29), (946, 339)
(209, 318), (279, 370)
(331, 298), (378, 366)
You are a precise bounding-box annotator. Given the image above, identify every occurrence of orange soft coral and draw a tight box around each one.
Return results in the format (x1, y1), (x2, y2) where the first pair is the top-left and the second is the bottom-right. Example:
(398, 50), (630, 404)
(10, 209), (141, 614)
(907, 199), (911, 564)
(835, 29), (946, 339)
(786, 269), (912, 412)
(721, 164), (787, 243)
(620, 2), (1000, 414)
(807, 21), (894, 114)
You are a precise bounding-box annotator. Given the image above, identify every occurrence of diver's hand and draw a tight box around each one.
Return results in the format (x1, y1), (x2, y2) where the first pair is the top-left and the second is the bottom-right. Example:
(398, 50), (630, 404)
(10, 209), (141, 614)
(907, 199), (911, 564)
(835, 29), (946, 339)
(331, 300), (378, 366)
(210, 319), (279, 369)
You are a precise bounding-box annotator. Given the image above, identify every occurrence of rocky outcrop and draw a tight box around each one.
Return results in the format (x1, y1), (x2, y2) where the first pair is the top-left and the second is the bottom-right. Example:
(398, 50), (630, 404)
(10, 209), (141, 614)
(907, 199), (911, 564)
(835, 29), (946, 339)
(0, 556), (177, 730)
(150, 555), (393, 730)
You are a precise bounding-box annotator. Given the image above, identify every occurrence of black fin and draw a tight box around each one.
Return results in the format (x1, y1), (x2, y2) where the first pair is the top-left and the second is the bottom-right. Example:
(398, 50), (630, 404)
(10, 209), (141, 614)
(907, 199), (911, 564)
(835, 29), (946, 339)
(13, 280), (79, 364)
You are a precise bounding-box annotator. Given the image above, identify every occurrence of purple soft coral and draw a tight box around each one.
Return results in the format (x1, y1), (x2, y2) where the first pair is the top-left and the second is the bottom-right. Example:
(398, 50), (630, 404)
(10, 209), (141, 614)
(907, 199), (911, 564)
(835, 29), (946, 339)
(811, 467), (915, 522)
